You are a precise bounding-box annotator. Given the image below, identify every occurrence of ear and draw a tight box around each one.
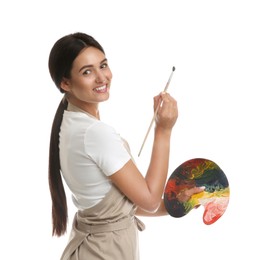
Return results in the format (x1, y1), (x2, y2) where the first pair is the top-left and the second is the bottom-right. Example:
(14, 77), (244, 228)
(60, 77), (71, 92)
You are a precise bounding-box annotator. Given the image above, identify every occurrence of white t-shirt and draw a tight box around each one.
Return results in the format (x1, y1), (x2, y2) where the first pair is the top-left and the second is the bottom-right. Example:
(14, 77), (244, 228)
(59, 110), (131, 210)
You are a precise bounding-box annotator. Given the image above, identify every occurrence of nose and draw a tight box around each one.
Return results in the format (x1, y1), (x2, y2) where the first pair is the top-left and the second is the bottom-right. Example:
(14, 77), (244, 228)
(95, 69), (106, 84)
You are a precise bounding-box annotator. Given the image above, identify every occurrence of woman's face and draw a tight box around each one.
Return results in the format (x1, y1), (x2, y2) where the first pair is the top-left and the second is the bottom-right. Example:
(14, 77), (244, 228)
(61, 46), (112, 110)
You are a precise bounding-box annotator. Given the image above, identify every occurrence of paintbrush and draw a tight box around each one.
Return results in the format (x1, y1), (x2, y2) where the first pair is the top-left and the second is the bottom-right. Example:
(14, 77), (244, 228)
(138, 66), (175, 157)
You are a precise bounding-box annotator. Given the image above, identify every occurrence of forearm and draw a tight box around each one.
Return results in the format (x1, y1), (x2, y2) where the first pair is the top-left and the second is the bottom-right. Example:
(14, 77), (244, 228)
(136, 199), (168, 217)
(110, 92), (178, 213)
(145, 127), (172, 207)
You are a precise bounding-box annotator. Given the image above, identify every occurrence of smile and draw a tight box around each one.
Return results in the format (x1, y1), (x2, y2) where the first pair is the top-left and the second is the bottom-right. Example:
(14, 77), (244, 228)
(94, 85), (107, 93)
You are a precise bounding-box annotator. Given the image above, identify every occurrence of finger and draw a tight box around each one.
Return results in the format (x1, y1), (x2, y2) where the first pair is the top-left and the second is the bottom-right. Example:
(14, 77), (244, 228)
(192, 186), (205, 195)
(184, 187), (204, 197)
(153, 93), (161, 106)
(153, 92), (166, 110)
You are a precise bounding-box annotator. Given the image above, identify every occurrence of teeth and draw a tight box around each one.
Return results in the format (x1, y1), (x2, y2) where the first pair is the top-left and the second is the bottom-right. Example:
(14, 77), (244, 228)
(95, 85), (106, 91)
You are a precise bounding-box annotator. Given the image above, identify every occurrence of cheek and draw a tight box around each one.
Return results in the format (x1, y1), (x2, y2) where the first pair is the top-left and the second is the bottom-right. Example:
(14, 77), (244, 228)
(107, 69), (113, 80)
(69, 81), (93, 97)
(74, 78), (93, 89)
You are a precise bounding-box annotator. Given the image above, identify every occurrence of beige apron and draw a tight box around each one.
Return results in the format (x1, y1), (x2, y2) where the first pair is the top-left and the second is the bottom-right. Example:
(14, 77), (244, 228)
(61, 103), (145, 259)
(60, 185), (145, 260)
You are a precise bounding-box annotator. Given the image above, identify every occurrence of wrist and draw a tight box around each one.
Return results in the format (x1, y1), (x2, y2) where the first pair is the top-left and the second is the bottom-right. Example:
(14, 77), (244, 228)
(154, 126), (172, 138)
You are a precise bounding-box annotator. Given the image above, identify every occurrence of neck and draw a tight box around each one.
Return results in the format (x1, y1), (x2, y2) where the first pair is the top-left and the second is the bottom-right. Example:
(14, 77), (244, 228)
(66, 97), (100, 119)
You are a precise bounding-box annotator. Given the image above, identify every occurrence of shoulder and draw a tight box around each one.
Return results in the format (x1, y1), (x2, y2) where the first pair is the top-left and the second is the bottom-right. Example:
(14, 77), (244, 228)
(85, 120), (122, 145)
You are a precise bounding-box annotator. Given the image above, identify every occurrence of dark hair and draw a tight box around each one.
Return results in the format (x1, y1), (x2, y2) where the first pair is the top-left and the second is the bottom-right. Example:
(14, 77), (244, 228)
(49, 32), (105, 92)
(48, 32), (105, 236)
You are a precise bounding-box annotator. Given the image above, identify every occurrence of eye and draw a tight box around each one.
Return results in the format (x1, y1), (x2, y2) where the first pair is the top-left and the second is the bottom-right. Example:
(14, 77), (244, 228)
(100, 63), (108, 69)
(83, 69), (91, 75)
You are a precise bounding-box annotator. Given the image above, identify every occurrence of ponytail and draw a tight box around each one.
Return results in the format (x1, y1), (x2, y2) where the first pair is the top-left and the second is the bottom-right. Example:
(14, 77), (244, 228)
(48, 32), (105, 236)
(48, 97), (68, 236)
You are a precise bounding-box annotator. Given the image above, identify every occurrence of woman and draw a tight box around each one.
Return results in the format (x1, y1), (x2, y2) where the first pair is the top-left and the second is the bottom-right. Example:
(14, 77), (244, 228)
(48, 32), (203, 260)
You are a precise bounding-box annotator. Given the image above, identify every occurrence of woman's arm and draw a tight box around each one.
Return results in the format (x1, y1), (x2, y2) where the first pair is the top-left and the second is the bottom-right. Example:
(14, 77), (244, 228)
(110, 92), (178, 213)
(135, 185), (205, 216)
(135, 199), (168, 217)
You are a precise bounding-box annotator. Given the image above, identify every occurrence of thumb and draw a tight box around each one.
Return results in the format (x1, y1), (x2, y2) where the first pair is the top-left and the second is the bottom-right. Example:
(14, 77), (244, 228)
(153, 92), (165, 110)
(189, 186), (205, 196)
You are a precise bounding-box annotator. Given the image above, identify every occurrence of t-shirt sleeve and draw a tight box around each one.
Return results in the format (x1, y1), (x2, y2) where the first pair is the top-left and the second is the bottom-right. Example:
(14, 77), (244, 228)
(84, 122), (131, 176)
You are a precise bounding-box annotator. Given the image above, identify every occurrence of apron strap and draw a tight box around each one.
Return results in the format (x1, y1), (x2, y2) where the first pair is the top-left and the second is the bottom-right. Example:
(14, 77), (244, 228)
(134, 216), (145, 231)
(76, 216), (137, 234)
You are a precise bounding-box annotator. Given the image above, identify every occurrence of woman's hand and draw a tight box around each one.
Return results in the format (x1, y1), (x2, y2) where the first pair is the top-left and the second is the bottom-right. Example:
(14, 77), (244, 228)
(176, 186), (205, 203)
(153, 92), (178, 131)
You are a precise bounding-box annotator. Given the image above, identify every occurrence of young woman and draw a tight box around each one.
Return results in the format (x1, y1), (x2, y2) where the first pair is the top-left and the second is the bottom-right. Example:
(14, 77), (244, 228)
(48, 32), (204, 260)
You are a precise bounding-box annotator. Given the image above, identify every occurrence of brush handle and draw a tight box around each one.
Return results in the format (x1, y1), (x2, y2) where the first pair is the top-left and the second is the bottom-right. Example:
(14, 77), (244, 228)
(138, 67), (175, 157)
(138, 104), (160, 157)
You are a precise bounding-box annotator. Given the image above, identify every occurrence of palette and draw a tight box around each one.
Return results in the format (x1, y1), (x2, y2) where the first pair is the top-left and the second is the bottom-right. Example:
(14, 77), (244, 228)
(163, 158), (230, 224)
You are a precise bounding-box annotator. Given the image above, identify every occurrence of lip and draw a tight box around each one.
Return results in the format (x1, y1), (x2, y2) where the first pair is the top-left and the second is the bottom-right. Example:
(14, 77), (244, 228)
(93, 85), (108, 93)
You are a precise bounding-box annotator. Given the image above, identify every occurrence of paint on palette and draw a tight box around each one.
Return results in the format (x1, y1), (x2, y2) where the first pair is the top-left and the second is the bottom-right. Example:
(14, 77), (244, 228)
(164, 158), (230, 224)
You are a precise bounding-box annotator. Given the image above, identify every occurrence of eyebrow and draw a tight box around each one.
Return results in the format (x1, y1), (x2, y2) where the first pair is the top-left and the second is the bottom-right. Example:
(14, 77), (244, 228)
(78, 58), (107, 73)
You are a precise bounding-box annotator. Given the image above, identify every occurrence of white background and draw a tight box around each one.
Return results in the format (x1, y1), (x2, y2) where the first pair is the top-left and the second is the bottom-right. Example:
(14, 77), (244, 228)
(1, 0), (259, 259)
